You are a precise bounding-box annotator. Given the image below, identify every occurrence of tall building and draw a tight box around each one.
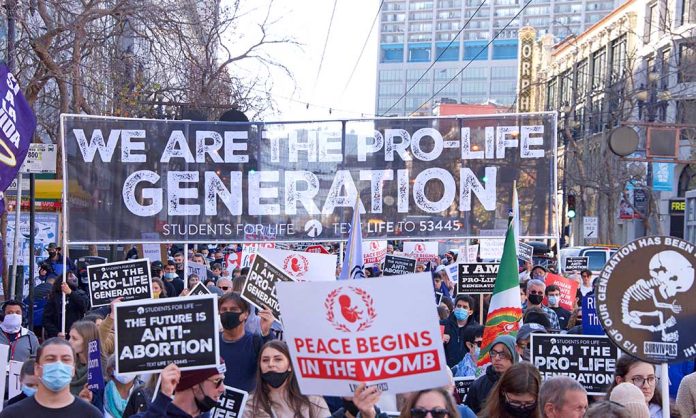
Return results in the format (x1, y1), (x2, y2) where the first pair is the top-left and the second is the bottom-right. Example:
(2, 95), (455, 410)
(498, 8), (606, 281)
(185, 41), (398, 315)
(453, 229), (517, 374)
(375, 0), (622, 116)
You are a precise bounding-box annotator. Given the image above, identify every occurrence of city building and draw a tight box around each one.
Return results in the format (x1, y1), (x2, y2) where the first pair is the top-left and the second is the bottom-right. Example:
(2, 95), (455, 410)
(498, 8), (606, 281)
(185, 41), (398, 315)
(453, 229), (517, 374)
(375, 0), (622, 117)
(530, 0), (696, 244)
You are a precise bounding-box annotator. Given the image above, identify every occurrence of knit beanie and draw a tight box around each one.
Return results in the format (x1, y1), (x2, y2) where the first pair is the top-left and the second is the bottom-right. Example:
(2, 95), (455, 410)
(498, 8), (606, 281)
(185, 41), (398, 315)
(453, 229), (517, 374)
(609, 382), (649, 418)
(491, 334), (519, 363)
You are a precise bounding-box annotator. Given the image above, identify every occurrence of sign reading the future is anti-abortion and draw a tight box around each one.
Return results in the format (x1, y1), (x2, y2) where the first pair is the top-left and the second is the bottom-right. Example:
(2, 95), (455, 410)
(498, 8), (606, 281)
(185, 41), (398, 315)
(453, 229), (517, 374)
(62, 113), (556, 243)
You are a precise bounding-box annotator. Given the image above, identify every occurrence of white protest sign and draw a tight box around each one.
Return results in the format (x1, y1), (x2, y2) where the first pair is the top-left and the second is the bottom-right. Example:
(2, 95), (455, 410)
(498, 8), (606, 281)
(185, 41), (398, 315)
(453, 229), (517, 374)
(187, 261), (207, 280)
(241, 243), (275, 268)
(478, 238), (504, 260)
(0, 344), (8, 410)
(8, 360), (22, 400)
(362, 240), (388, 267)
(261, 248), (337, 282)
(403, 242), (439, 264)
(277, 273), (449, 396)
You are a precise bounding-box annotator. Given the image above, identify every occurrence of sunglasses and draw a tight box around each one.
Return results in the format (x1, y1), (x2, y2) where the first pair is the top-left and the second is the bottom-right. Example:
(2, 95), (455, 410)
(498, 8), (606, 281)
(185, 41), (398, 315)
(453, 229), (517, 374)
(219, 286), (230, 291)
(207, 377), (224, 388)
(410, 407), (449, 418)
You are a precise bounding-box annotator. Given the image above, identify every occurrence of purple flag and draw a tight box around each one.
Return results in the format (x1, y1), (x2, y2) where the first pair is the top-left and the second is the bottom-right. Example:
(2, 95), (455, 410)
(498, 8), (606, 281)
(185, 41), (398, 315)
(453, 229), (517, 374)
(0, 63), (36, 192)
(87, 339), (104, 391)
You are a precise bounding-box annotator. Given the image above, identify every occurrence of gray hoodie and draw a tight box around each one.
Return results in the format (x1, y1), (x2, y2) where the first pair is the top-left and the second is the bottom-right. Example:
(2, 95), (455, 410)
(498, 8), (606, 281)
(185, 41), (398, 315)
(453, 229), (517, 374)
(0, 326), (39, 362)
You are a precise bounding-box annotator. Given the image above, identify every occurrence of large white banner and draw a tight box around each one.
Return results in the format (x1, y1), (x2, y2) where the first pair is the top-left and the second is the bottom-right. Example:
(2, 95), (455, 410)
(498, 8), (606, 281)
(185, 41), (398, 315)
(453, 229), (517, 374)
(260, 248), (337, 282)
(276, 274), (449, 396)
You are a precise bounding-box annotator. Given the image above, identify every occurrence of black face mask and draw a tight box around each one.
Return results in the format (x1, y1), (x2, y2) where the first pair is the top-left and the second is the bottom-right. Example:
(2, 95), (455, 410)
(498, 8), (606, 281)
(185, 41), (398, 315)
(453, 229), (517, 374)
(194, 385), (218, 413)
(503, 401), (537, 417)
(261, 371), (290, 388)
(527, 294), (544, 306)
(220, 311), (243, 330)
(342, 399), (360, 417)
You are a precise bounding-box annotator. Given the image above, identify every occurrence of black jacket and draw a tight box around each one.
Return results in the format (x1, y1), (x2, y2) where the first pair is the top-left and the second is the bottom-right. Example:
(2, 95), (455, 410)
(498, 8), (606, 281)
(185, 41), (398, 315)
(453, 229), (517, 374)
(440, 313), (478, 367)
(464, 364), (500, 413)
(42, 289), (89, 338)
(123, 385), (152, 418)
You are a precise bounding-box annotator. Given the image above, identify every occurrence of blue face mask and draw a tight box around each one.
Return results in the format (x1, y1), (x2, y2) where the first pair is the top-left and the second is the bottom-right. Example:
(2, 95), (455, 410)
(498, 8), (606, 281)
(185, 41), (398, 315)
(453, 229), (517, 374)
(41, 361), (73, 392)
(21, 384), (36, 397)
(454, 307), (469, 321)
(548, 295), (559, 306)
(164, 272), (177, 281)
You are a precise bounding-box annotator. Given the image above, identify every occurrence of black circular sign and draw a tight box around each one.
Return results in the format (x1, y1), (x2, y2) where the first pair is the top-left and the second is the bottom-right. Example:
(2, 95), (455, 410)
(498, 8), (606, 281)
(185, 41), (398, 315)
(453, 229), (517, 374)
(596, 236), (696, 363)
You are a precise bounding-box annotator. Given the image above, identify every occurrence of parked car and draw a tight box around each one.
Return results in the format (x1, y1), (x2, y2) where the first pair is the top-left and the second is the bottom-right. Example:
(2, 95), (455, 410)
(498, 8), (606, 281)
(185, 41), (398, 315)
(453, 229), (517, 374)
(559, 246), (618, 276)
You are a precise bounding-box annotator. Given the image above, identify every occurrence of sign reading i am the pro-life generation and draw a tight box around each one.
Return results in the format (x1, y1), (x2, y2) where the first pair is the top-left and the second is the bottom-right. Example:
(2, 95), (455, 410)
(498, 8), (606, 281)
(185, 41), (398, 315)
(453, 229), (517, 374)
(87, 259), (153, 307)
(457, 263), (498, 294)
(241, 254), (295, 320)
(114, 295), (220, 375)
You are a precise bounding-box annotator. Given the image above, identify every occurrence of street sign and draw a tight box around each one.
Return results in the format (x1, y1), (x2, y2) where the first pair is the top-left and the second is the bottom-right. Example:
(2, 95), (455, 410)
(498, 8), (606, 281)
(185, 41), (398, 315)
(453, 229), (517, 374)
(583, 217), (598, 239)
(21, 143), (57, 174)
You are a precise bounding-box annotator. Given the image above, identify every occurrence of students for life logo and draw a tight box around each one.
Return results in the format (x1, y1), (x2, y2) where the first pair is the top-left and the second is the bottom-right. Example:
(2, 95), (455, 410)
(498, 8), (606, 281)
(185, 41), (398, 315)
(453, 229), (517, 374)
(324, 287), (377, 332)
(283, 254), (310, 279)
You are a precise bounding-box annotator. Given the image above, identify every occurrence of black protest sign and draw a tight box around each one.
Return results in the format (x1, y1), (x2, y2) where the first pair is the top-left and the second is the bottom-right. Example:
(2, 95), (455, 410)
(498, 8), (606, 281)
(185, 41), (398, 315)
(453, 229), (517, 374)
(518, 242), (533, 263)
(457, 263), (498, 294)
(454, 377), (474, 403)
(211, 386), (248, 418)
(189, 282), (212, 296)
(383, 255), (416, 276)
(241, 254), (294, 320)
(564, 256), (588, 272)
(530, 334), (619, 395)
(597, 236), (696, 363)
(114, 295), (220, 374)
(87, 259), (152, 307)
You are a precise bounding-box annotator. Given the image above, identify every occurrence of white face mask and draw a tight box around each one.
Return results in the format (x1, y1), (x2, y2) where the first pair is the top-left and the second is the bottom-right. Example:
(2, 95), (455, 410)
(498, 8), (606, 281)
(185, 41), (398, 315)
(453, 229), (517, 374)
(114, 372), (136, 385)
(1, 313), (22, 333)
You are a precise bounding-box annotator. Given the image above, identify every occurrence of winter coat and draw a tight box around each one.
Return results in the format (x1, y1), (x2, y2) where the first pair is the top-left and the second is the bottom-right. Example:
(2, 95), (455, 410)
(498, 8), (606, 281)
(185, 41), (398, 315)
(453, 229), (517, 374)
(464, 364), (500, 414)
(440, 313), (478, 367)
(42, 289), (89, 338)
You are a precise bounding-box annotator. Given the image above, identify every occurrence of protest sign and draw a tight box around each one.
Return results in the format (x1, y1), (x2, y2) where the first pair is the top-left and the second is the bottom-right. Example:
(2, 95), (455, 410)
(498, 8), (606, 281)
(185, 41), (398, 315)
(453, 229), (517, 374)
(87, 259), (152, 307)
(210, 386), (249, 418)
(382, 255), (416, 276)
(445, 264), (458, 284)
(0, 345), (8, 410)
(306, 245), (330, 254)
(544, 273), (579, 312)
(62, 113), (557, 243)
(224, 251), (241, 271)
(8, 360), (21, 400)
(454, 377), (475, 403)
(87, 339), (105, 391)
(435, 291), (443, 306)
(363, 240), (388, 267)
(518, 242), (533, 263)
(564, 256), (588, 273)
(261, 248), (337, 282)
(596, 236), (696, 363)
(458, 263), (498, 294)
(114, 295), (219, 374)
(479, 238), (504, 260)
(403, 242), (439, 263)
(189, 281), (212, 296)
(582, 295), (603, 335)
(241, 254), (295, 320)
(187, 261), (208, 280)
(276, 273), (449, 396)
(530, 334), (619, 395)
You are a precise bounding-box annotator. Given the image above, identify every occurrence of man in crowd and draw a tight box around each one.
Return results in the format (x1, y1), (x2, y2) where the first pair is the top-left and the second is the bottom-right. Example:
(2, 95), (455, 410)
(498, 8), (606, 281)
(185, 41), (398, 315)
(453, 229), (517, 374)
(579, 269), (594, 296)
(465, 334), (518, 413)
(451, 324), (483, 377)
(442, 295), (478, 367)
(133, 362), (226, 418)
(0, 338), (101, 417)
(531, 265), (548, 281)
(0, 300), (39, 363)
(540, 376), (588, 418)
(173, 252), (185, 280)
(215, 278), (233, 294)
(163, 261), (184, 296)
(525, 279), (560, 329)
(218, 292), (274, 392)
(516, 322), (546, 362)
(45, 243), (73, 275)
(545, 284), (571, 329)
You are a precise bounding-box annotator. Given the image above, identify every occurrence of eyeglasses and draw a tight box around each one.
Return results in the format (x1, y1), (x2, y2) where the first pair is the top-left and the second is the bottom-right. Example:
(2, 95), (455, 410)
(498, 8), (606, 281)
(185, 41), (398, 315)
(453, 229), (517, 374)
(219, 286), (230, 291)
(489, 348), (510, 360)
(631, 375), (657, 387)
(504, 393), (536, 409)
(207, 377), (224, 388)
(410, 407), (449, 418)
(474, 340), (482, 347)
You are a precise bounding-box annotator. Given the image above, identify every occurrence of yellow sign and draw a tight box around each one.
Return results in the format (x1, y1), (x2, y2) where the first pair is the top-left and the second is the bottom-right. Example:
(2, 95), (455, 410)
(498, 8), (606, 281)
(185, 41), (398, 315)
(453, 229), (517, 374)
(517, 27), (536, 113)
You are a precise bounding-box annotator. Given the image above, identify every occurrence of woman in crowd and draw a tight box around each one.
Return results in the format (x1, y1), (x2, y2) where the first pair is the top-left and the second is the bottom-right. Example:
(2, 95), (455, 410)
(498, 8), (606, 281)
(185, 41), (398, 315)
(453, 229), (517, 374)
(104, 354), (138, 418)
(608, 355), (668, 418)
(479, 362), (541, 418)
(187, 274), (201, 289)
(244, 340), (329, 418)
(399, 387), (459, 418)
(43, 274), (88, 338)
(68, 320), (102, 396)
(151, 278), (166, 299)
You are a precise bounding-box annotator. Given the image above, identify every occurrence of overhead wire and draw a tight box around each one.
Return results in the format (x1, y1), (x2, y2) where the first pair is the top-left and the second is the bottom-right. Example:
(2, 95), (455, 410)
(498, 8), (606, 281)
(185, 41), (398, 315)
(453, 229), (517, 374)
(310, 0), (340, 102)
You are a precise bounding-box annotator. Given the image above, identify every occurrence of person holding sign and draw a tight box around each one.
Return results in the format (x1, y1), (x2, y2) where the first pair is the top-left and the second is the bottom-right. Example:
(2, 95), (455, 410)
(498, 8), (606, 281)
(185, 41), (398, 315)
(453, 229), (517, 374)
(0, 300), (38, 363)
(0, 338), (101, 417)
(219, 293), (274, 392)
(42, 275), (89, 338)
(132, 361), (226, 418)
(244, 340), (329, 418)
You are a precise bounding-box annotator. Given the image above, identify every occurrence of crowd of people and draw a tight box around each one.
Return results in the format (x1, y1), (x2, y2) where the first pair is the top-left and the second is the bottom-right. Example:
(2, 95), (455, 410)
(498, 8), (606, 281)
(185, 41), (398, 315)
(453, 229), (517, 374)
(0, 242), (693, 418)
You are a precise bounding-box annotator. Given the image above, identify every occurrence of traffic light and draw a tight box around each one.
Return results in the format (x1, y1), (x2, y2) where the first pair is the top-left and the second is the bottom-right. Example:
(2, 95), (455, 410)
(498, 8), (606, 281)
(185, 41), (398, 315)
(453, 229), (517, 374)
(567, 195), (576, 219)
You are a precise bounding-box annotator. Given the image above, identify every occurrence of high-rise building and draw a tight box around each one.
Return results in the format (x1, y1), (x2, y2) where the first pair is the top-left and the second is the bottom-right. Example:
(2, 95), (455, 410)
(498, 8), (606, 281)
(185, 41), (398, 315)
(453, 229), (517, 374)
(375, 0), (622, 116)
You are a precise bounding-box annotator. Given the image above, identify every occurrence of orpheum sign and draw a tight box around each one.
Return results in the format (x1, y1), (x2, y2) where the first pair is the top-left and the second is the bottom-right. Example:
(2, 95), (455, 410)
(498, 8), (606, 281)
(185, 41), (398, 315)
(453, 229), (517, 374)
(517, 26), (536, 113)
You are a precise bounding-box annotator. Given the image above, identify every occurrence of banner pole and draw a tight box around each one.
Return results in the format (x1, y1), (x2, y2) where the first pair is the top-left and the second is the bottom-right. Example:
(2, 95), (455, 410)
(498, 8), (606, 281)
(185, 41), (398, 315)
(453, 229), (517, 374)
(9, 173), (21, 299)
(661, 362), (669, 418)
(479, 294), (484, 324)
(184, 243), (189, 289)
(339, 242), (344, 267)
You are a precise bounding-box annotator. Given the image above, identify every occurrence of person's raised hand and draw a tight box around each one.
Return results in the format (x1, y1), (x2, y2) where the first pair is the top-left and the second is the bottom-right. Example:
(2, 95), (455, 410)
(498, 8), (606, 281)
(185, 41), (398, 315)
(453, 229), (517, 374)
(160, 363), (181, 397)
(352, 382), (381, 418)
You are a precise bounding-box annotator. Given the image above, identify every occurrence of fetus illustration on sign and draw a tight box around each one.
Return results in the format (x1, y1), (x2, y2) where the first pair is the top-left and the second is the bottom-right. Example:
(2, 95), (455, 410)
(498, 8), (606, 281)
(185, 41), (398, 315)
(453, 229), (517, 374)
(621, 251), (695, 342)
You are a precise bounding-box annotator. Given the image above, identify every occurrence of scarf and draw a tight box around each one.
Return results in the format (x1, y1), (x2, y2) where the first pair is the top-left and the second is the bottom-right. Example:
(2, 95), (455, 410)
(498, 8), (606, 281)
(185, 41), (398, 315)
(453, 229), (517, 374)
(105, 380), (129, 418)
